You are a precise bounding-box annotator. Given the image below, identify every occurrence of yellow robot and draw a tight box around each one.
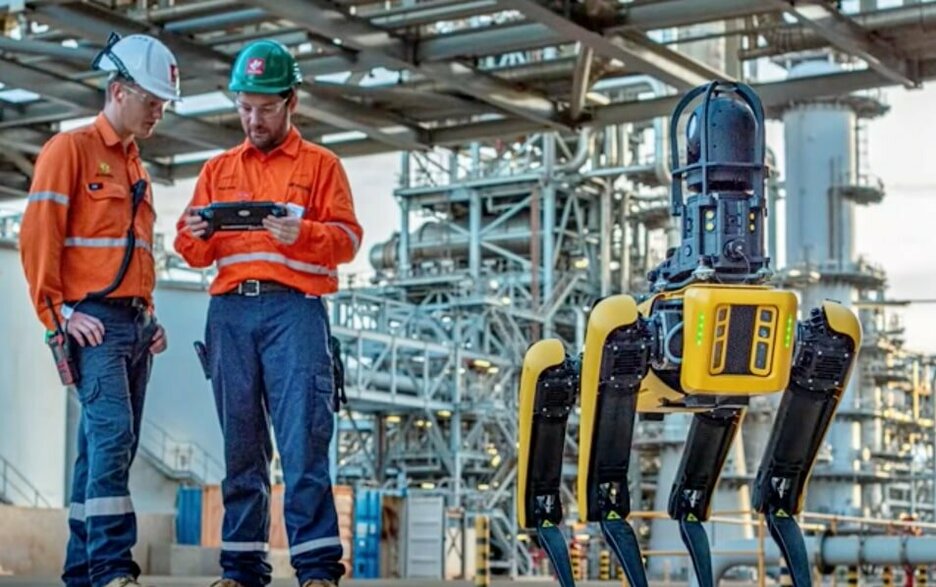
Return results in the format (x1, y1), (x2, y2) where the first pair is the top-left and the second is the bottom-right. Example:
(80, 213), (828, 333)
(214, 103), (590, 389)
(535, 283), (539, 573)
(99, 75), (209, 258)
(518, 81), (861, 587)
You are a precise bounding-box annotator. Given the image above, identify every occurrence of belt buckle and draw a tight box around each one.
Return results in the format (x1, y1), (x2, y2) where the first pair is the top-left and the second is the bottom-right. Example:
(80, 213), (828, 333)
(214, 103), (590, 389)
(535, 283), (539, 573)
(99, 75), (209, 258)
(240, 280), (261, 297)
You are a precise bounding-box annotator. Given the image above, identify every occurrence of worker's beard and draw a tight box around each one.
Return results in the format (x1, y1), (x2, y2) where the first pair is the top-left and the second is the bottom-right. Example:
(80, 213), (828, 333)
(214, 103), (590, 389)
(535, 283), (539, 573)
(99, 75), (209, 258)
(247, 120), (289, 153)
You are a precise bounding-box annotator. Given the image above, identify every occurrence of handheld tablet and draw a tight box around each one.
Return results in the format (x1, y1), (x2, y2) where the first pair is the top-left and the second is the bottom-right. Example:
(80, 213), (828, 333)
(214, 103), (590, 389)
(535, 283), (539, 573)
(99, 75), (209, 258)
(197, 201), (288, 232)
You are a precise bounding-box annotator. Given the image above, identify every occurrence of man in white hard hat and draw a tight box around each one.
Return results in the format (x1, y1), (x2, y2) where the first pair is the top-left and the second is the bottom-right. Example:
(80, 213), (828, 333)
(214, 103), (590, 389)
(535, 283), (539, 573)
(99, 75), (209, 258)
(19, 32), (181, 587)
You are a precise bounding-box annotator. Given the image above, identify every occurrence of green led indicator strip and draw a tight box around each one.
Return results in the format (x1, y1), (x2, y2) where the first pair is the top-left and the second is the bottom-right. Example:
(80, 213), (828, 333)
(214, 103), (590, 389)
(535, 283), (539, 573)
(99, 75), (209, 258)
(696, 313), (705, 346)
(784, 315), (793, 348)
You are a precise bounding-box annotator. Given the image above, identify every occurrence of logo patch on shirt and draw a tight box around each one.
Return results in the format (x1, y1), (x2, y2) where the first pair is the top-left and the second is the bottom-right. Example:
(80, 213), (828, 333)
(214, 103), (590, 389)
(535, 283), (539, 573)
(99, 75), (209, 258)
(246, 58), (265, 75)
(88, 182), (103, 191)
(97, 162), (112, 176)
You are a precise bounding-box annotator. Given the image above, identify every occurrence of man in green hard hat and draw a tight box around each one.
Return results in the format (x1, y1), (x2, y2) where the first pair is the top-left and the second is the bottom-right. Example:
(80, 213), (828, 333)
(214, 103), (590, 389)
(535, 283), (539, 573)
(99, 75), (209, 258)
(175, 39), (361, 587)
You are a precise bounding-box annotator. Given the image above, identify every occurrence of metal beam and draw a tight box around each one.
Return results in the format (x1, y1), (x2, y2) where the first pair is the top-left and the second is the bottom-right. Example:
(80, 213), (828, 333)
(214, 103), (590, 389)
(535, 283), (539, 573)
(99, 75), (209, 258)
(368, 0), (500, 29)
(424, 61), (936, 145)
(569, 45), (593, 121)
(0, 58), (243, 151)
(612, 0), (780, 31)
(765, 0), (916, 87)
(295, 92), (430, 152)
(26, 1), (425, 150)
(242, 0), (568, 129)
(29, 2), (230, 79)
(497, 0), (730, 90)
(0, 37), (96, 63)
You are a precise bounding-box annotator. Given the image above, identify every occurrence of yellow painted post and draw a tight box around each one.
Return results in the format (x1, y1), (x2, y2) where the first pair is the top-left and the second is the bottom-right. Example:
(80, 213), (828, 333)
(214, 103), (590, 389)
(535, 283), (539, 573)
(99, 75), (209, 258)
(883, 566), (894, 587)
(599, 549), (611, 580)
(847, 565), (859, 587)
(758, 515), (767, 587)
(474, 515), (489, 587)
(779, 556), (793, 587)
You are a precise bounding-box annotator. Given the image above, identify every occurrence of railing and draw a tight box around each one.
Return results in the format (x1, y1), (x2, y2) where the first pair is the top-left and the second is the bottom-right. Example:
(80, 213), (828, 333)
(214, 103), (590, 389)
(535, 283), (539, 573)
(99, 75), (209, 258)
(138, 419), (224, 485)
(0, 453), (52, 508)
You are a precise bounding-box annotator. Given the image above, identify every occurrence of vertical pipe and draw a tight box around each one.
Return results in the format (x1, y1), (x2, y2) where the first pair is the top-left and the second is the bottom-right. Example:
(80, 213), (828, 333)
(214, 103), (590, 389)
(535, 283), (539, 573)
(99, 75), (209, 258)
(530, 187), (541, 341)
(400, 151), (411, 189)
(470, 142), (481, 178)
(399, 197), (411, 277)
(620, 190), (631, 293)
(452, 405), (462, 508)
(469, 190), (481, 287)
(766, 148), (780, 266)
(449, 150), (459, 183)
(376, 414), (386, 483)
(600, 180), (612, 297)
(542, 134), (556, 328)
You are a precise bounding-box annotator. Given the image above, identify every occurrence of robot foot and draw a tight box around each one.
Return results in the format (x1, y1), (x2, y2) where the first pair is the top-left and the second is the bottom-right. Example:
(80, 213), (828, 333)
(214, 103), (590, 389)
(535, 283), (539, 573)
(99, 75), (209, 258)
(600, 516), (648, 587)
(537, 520), (577, 587)
(678, 517), (714, 587)
(766, 511), (811, 587)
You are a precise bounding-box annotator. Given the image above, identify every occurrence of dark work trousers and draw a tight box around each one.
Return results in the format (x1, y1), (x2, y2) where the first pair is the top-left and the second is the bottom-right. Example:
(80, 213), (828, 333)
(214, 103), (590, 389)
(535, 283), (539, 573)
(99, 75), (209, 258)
(62, 300), (157, 587)
(206, 291), (343, 587)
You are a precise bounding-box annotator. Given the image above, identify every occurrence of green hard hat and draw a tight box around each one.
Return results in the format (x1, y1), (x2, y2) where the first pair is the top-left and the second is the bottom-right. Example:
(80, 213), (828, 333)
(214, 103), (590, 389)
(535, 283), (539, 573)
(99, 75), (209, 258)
(228, 39), (302, 94)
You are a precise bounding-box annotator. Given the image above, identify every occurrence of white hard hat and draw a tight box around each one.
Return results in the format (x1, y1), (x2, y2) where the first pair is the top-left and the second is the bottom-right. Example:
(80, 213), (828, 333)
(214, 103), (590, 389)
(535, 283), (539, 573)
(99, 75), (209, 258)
(93, 33), (181, 102)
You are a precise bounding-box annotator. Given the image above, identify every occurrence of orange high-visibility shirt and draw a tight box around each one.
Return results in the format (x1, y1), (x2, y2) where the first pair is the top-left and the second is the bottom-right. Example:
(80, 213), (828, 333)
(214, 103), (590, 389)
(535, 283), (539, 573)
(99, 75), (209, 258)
(174, 127), (363, 296)
(20, 114), (157, 331)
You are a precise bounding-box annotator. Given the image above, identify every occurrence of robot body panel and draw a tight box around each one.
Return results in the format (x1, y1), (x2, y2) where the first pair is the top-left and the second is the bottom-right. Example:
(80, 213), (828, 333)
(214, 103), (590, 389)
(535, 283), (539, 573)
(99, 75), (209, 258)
(679, 285), (798, 394)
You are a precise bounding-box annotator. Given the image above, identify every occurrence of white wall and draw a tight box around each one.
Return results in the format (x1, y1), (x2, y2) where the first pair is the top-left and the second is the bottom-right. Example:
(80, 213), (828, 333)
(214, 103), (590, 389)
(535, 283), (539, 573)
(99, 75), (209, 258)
(0, 243), (68, 507)
(0, 244), (224, 509)
(147, 285), (223, 471)
(0, 504), (173, 576)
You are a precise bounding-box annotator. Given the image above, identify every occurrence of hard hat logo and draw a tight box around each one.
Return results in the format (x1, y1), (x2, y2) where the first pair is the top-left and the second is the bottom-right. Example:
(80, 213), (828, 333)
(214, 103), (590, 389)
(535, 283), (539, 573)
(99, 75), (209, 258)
(246, 58), (265, 76)
(170, 64), (179, 85)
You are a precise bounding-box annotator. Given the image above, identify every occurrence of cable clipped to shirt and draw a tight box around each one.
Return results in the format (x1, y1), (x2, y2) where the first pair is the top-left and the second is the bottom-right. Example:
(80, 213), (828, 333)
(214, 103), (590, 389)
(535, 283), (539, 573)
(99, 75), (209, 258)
(85, 179), (148, 299)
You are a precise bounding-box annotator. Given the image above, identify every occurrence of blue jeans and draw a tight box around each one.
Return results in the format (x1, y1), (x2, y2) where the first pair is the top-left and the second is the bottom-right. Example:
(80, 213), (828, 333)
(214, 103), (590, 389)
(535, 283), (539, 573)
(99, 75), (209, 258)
(62, 300), (156, 587)
(207, 292), (343, 586)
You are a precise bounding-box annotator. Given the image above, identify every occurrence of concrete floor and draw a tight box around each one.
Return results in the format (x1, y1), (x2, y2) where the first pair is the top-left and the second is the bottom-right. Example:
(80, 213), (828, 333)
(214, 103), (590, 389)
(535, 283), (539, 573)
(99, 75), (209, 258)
(0, 579), (632, 587)
(0, 579), (648, 587)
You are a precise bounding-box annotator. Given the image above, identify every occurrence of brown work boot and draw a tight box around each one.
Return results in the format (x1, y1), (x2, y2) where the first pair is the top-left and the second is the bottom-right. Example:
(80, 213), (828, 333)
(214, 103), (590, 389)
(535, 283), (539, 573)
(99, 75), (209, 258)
(301, 580), (338, 587)
(210, 580), (247, 587)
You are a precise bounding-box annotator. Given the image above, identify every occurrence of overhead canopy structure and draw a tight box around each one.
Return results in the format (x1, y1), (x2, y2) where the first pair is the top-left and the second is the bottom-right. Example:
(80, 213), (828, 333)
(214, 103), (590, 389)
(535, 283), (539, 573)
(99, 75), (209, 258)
(0, 0), (934, 194)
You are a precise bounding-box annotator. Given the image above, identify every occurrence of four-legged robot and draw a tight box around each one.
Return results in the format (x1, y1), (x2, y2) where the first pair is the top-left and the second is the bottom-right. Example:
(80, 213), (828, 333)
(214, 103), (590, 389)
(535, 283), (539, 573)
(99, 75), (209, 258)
(517, 81), (861, 587)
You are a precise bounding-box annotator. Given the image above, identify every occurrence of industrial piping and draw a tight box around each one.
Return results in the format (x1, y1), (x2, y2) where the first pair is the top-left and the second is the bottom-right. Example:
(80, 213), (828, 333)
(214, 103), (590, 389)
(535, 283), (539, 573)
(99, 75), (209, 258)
(709, 536), (936, 584)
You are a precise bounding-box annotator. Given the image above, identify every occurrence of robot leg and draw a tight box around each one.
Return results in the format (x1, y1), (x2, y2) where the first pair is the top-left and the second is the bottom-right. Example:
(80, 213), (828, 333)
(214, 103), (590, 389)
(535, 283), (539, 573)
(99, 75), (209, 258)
(517, 339), (579, 587)
(578, 295), (652, 587)
(753, 302), (861, 587)
(668, 407), (745, 587)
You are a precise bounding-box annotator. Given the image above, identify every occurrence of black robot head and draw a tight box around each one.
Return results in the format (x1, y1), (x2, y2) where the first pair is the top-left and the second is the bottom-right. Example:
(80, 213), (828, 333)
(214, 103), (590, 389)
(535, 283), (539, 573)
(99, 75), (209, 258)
(685, 96), (758, 192)
(668, 81), (767, 216)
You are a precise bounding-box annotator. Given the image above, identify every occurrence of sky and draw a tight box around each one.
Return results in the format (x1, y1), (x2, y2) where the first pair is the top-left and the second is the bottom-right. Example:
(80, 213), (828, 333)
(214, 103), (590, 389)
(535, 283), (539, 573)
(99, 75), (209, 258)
(5, 82), (935, 354)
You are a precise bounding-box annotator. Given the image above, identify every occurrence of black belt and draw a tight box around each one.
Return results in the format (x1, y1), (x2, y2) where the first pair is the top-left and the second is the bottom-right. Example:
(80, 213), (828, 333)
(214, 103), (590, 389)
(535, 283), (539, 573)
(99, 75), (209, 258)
(223, 280), (298, 297)
(68, 296), (147, 309)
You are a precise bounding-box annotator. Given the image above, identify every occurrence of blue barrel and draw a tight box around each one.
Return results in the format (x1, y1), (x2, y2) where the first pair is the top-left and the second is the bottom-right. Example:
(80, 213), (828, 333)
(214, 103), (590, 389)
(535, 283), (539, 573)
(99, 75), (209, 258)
(175, 486), (202, 545)
(353, 489), (382, 578)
